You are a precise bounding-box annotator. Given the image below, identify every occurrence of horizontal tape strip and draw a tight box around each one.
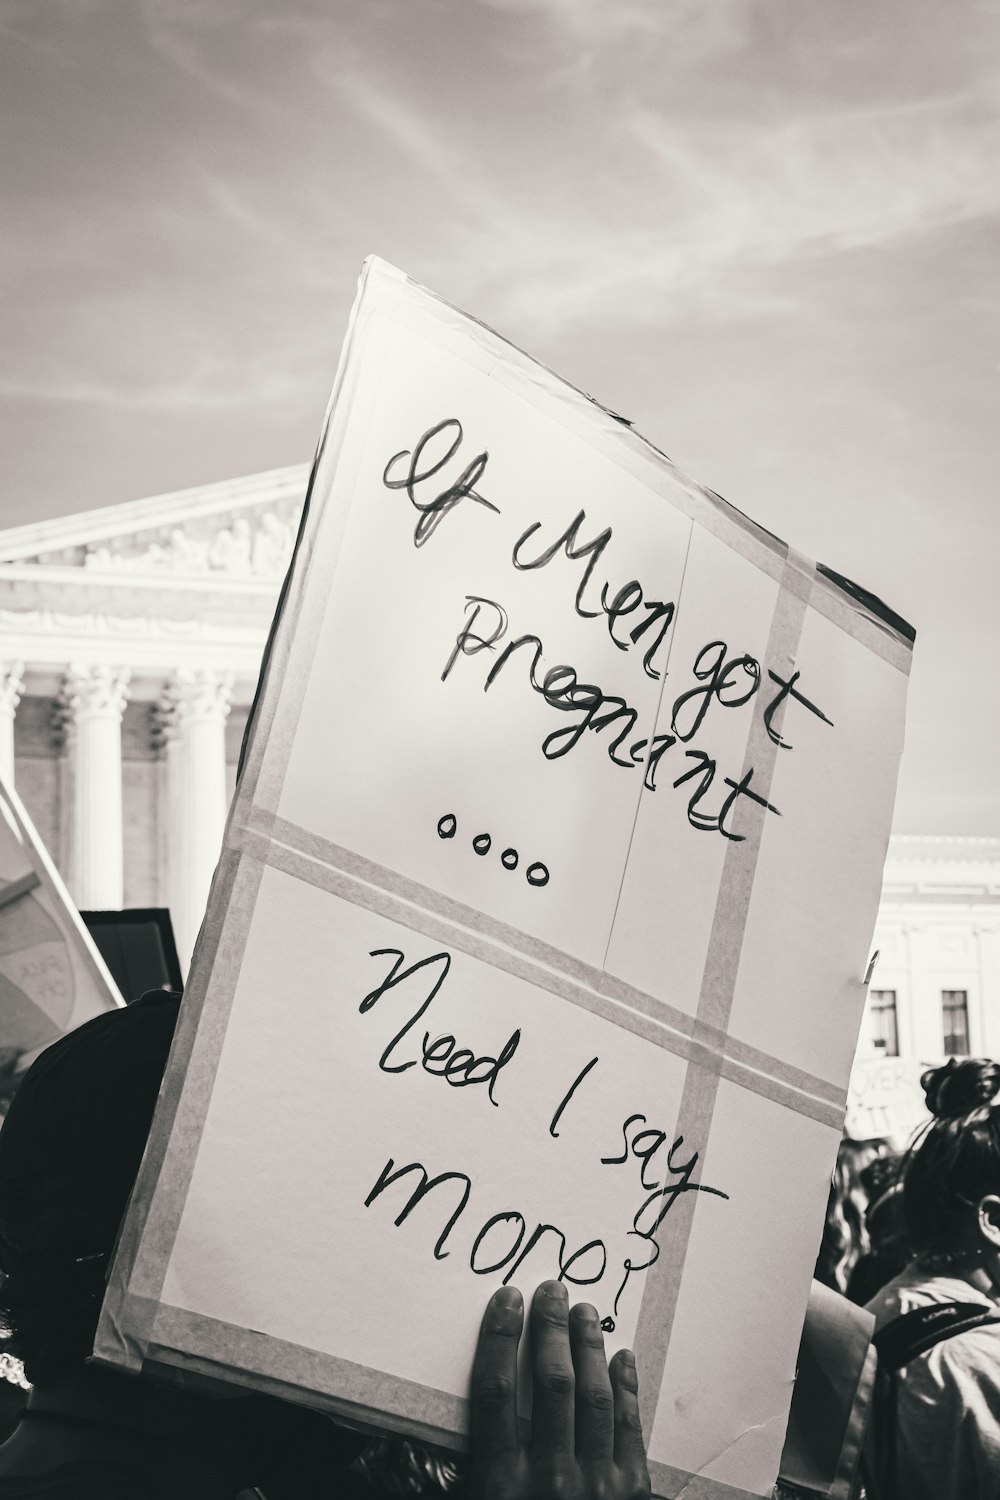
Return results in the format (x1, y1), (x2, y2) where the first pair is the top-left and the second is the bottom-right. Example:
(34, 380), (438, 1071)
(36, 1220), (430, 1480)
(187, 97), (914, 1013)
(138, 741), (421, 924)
(150, 1304), (468, 1445)
(235, 817), (844, 1131)
(131, 1303), (766, 1499)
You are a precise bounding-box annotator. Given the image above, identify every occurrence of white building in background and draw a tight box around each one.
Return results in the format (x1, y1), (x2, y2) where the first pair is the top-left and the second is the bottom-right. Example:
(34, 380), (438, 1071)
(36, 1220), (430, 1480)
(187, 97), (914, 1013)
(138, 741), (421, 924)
(0, 466), (309, 970)
(848, 838), (1000, 1140)
(1, 472), (998, 1127)
(864, 838), (1000, 1063)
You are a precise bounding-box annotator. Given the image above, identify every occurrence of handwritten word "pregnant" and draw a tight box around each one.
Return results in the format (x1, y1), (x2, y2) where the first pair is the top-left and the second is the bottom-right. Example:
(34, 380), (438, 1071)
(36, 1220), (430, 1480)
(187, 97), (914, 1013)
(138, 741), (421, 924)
(442, 596), (822, 841)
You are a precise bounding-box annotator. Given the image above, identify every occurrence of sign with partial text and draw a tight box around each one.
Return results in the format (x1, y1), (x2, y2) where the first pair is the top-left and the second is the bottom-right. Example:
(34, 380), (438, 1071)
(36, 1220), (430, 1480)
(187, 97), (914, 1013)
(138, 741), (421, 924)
(0, 771), (122, 1110)
(96, 259), (913, 1500)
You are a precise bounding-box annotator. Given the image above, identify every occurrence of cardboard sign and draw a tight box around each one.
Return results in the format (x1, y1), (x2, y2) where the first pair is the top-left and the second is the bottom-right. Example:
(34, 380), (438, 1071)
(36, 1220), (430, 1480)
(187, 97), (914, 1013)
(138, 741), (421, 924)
(846, 1056), (930, 1145)
(0, 772), (122, 1107)
(95, 259), (913, 1500)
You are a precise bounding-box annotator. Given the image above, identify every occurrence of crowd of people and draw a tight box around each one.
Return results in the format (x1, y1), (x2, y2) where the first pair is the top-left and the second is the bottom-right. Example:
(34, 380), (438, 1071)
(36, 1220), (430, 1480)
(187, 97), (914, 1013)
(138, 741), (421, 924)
(811, 1058), (1000, 1498)
(1, 991), (1000, 1497)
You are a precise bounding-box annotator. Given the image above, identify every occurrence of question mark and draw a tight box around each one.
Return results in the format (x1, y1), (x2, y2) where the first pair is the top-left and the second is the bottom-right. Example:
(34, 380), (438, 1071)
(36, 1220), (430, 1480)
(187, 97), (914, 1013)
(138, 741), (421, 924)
(600, 1232), (660, 1332)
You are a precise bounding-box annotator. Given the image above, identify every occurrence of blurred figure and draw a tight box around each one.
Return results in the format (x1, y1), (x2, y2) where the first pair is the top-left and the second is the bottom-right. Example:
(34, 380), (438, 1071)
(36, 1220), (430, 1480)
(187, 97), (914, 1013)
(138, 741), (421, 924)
(815, 1138), (887, 1295)
(845, 1155), (909, 1306)
(864, 1058), (1000, 1500)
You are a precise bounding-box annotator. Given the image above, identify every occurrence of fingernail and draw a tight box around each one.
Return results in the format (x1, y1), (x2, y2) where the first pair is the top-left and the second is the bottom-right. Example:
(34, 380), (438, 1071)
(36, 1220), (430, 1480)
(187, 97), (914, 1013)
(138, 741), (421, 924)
(621, 1350), (636, 1370)
(544, 1280), (568, 1301)
(575, 1303), (599, 1323)
(496, 1287), (522, 1310)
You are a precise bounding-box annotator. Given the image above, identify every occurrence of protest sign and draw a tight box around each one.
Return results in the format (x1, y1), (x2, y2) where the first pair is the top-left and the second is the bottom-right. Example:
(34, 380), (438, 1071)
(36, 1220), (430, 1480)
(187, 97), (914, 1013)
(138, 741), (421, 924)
(95, 258), (913, 1500)
(0, 771), (122, 1106)
(846, 1055), (929, 1145)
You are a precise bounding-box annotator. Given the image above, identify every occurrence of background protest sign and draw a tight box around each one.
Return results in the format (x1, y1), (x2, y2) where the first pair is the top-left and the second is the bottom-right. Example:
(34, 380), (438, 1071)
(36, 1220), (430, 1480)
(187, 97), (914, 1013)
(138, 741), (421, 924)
(95, 258), (913, 1500)
(845, 1055), (930, 1146)
(0, 771), (122, 1105)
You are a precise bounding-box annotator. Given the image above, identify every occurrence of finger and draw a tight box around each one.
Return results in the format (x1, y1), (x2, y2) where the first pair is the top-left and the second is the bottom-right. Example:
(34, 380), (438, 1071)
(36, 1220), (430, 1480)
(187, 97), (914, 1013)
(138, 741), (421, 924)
(609, 1348), (649, 1481)
(471, 1285), (524, 1478)
(528, 1279), (575, 1460)
(570, 1302), (614, 1463)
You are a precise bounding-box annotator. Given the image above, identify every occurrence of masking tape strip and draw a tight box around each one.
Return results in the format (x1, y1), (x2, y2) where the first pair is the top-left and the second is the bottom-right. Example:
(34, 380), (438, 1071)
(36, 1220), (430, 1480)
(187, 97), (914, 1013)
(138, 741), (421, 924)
(147, 1304), (468, 1443)
(98, 847), (251, 1365)
(229, 261), (388, 825)
(249, 809), (845, 1112)
(235, 821), (844, 1129)
(95, 847), (269, 1367)
(91, 1289), (163, 1375)
(132, 1306), (759, 1500)
(632, 549), (811, 1449)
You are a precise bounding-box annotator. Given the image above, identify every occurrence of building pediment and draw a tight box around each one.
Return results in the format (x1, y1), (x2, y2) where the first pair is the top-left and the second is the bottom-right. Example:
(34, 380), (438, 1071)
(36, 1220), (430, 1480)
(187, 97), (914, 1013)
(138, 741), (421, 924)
(0, 467), (312, 677)
(0, 465), (309, 583)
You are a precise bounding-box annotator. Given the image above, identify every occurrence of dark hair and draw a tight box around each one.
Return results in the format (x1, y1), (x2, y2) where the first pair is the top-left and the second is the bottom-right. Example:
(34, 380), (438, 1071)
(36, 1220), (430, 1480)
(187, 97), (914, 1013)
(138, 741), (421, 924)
(815, 1138), (886, 1293)
(901, 1057), (1000, 1258)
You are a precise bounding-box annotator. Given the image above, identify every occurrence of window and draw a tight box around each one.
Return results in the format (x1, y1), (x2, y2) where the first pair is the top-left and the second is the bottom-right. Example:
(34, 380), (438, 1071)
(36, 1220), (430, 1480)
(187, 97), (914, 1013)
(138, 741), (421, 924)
(868, 989), (898, 1056)
(942, 990), (970, 1058)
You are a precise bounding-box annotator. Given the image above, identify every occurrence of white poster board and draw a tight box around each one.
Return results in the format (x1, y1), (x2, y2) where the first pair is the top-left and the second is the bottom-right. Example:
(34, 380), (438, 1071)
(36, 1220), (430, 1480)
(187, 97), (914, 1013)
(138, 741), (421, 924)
(95, 259), (913, 1500)
(0, 771), (123, 1105)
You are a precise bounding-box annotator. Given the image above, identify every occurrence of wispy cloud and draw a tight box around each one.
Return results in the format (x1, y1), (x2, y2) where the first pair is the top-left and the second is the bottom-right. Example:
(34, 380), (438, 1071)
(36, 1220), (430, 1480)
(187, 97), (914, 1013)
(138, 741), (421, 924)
(193, 168), (338, 292)
(476, 0), (740, 48)
(474, 0), (748, 72)
(140, 0), (289, 121)
(433, 80), (1000, 336)
(0, 356), (309, 413)
(629, 89), (1000, 256)
(315, 54), (467, 183)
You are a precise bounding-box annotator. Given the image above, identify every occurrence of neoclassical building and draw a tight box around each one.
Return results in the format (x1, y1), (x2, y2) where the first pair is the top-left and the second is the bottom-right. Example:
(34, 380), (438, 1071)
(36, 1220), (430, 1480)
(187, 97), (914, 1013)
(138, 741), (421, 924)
(2, 473), (998, 1137)
(0, 466), (308, 971)
(848, 836), (1000, 1139)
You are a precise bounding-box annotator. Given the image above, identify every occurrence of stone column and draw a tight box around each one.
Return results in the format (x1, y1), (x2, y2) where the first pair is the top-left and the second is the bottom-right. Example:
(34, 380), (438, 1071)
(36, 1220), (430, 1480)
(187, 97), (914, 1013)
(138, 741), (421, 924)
(903, 923), (940, 1063)
(159, 669), (233, 975)
(0, 661), (24, 787)
(61, 665), (130, 910)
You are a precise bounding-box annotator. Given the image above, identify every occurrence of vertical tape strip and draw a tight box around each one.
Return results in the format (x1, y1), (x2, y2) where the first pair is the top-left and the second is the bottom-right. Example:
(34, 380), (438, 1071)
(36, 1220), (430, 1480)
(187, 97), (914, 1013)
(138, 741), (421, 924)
(632, 549), (812, 1447)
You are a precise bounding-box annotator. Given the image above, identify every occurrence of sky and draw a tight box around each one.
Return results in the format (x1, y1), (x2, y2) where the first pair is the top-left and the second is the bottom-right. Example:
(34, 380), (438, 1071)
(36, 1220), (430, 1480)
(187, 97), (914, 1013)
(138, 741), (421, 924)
(2, 0), (998, 834)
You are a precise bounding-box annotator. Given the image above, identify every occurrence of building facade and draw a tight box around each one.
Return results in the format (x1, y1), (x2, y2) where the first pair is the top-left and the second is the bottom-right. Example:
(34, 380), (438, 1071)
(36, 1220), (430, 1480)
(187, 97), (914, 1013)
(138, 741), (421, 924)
(0, 466), (308, 971)
(863, 837), (1000, 1063)
(847, 837), (1000, 1139)
(2, 473), (998, 1137)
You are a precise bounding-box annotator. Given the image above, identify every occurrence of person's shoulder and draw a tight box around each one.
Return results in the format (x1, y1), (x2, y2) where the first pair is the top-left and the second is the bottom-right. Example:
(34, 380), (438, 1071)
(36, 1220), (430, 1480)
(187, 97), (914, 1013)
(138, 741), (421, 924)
(865, 1262), (991, 1330)
(909, 1311), (1000, 1422)
(931, 1316), (1000, 1375)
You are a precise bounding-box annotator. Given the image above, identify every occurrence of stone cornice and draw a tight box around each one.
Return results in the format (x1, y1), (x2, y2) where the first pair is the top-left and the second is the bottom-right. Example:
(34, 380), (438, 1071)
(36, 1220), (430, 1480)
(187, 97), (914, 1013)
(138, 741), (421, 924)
(882, 834), (1000, 902)
(0, 465), (308, 562)
(0, 563), (283, 620)
(1, 608), (269, 679)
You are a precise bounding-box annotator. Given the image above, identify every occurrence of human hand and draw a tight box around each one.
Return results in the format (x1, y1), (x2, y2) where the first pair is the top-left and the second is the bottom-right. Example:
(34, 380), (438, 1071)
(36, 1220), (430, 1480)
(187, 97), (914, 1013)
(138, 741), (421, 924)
(470, 1280), (651, 1500)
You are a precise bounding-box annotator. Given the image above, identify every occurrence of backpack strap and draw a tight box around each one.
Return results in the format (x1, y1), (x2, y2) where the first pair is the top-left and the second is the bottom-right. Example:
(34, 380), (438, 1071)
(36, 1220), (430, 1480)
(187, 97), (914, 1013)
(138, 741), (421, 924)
(867, 1300), (1000, 1500)
(874, 1300), (1000, 1371)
